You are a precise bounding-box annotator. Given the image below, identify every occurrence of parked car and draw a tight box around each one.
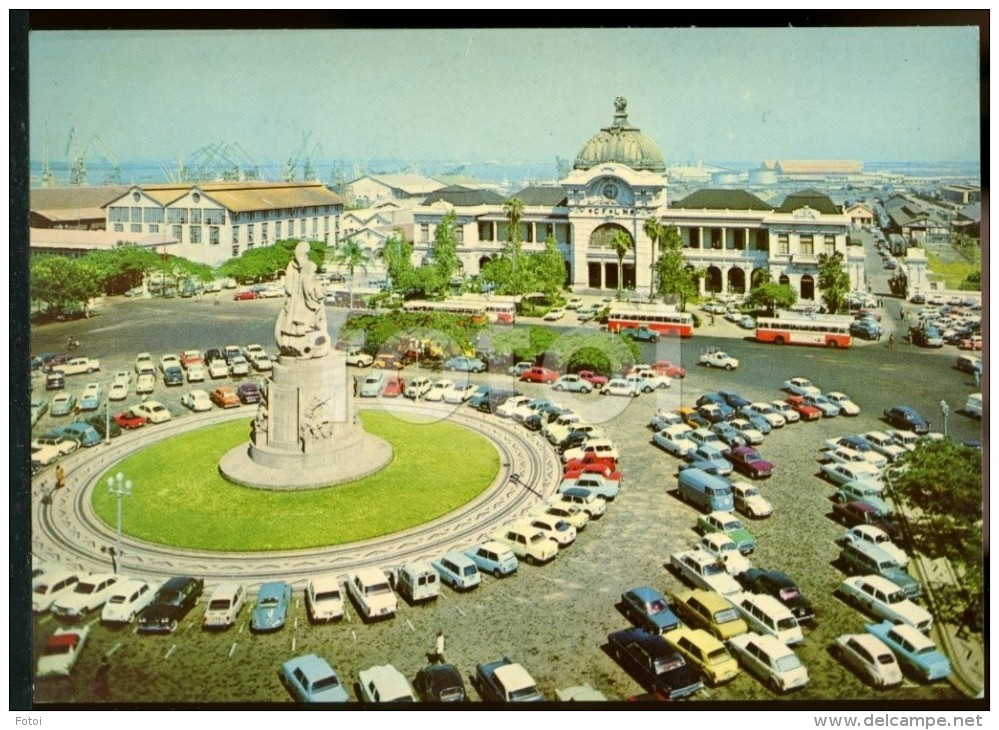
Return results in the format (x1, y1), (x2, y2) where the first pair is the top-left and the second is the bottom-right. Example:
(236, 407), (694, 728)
(620, 586), (681, 635)
(825, 392), (860, 416)
(652, 360), (686, 379)
(49, 393), (76, 417)
(557, 487), (607, 519)
(474, 658), (544, 702)
(50, 573), (119, 620)
(820, 461), (883, 488)
(237, 381), (262, 404)
(180, 389), (213, 412)
(228, 355), (250, 377)
(736, 569), (815, 624)
(731, 481), (773, 519)
(305, 575), (344, 622)
(728, 632), (809, 693)
(347, 568), (397, 622)
(672, 587), (748, 640)
(135, 372), (156, 394)
(783, 377), (820, 396)
(53, 357), (101, 376)
(696, 511), (757, 554)
(58, 422), (101, 448)
(601, 377), (640, 397)
(209, 386), (241, 409)
(551, 374), (594, 393)
(101, 579), (158, 625)
(839, 525), (909, 568)
(32, 433), (80, 456)
(728, 418), (765, 445)
(36, 625), (90, 678)
(748, 402), (787, 429)
(137, 576), (205, 634)
(769, 400), (801, 424)
(114, 411), (147, 429)
(839, 575), (932, 632)
(831, 501), (901, 541)
(45, 371), (66, 391)
(652, 424), (697, 459)
(664, 626), (740, 686)
(833, 481), (893, 517)
(682, 444), (735, 477)
(162, 365), (184, 387)
(699, 349), (739, 370)
(413, 662), (467, 703)
(862, 431), (908, 462)
(670, 549), (742, 597)
(698, 532), (752, 575)
(443, 356), (486, 373)
(723, 446), (774, 479)
(883, 405), (930, 434)
(579, 369), (611, 386)
(465, 541), (519, 578)
(250, 581), (293, 632)
(280, 654), (350, 703)
(442, 382), (477, 403)
(33, 570), (81, 613)
(490, 524), (558, 565)
(834, 633), (903, 688)
(606, 628), (703, 699)
(865, 622), (951, 682)
(358, 664), (417, 703)
(78, 382), (102, 411)
(557, 471), (620, 500)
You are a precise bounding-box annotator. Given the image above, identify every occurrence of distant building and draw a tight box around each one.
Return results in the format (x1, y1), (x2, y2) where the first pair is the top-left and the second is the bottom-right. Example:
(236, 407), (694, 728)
(884, 194), (949, 246)
(953, 202), (980, 238)
(843, 202), (875, 228)
(775, 160), (863, 180)
(30, 185), (129, 230)
(346, 174), (445, 208)
(940, 184), (980, 205)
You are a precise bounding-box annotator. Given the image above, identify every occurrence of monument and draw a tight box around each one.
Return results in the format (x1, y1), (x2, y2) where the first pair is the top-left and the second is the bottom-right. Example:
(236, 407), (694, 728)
(219, 241), (393, 489)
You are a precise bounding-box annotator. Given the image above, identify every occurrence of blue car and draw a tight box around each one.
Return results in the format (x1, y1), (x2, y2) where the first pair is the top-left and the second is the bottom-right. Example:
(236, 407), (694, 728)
(865, 621), (951, 682)
(59, 422), (101, 448)
(621, 586), (681, 635)
(431, 552), (481, 591)
(49, 393), (76, 417)
(465, 541), (519, 578)
(280, 654), (350, 703)
(79, 383), (103, 411)
(250, 582), (293, 632)
(443, 356), (486, 373)
(681, 445), (735, 477)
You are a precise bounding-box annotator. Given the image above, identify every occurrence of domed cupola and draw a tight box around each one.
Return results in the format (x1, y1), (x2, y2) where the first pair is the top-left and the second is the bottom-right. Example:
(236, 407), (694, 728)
(573, 97), (666, 173)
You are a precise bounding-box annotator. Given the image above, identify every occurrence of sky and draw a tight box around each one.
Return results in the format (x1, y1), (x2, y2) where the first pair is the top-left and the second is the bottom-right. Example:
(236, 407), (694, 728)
(27, 25), (982, 170)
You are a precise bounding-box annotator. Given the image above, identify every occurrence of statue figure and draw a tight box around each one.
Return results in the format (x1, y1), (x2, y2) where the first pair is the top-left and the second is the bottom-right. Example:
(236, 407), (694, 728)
(614, 96), (627, 114)
(275, 240), (329, 358)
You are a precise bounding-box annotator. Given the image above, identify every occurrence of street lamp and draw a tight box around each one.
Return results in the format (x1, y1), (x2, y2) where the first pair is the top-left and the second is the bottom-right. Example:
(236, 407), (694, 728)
(940, 399), (950, 438)
(106, 472), (132, 574)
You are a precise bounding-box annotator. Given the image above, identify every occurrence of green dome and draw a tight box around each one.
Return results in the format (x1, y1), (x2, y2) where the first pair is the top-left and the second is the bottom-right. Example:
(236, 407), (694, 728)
(574, 97), (666, 173)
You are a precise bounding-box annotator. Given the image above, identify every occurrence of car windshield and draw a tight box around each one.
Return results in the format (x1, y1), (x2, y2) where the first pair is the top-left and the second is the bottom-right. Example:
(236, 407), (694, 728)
(311, 675), (341, 691)
(108, 595), (126, 604)
(75, 583), (97, 594)
(43, 642), (74, 656)
(777, 617), (799, 631)
(209, 599), (232, 610)
(508, 687), (539, 701)
(779, 587), (800, 600)
(775, 655), (803, 672)
(877, 654), (896, 665)
(462, 565), (477, 576)
(714, 609), (740, 624)
(315, 590), (340, 602)
(259, 597), (280, 607)
(721, 519), (741, 531)
(528, 533), (546, 544)
(366, 582), (391, 595)
(702, 562), (723, 576)
(707, 648), (730, 664)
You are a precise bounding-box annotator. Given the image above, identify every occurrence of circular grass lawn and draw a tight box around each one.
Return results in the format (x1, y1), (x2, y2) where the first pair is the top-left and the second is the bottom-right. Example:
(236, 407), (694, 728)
(90, 411), (499, 551)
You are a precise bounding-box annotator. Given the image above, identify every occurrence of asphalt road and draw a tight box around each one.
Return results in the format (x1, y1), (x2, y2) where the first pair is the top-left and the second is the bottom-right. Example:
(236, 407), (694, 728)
(27, 292), (981, 705)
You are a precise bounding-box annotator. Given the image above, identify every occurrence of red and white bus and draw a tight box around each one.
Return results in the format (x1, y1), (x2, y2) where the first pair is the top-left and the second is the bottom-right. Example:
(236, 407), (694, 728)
(402, 299), (488, 325)
(451, 296), (517, 325)
(755, 313), (853, 348)
(607, 303), (695, 338)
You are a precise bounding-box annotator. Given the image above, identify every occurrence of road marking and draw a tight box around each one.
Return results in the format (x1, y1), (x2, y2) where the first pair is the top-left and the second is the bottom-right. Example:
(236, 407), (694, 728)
(228, 643), (237, 659)
(351, 629), (357, 642)
(164, 644), (176, 659)
(238, 622), (244, 633)
(406, 619), (415, 632)
(291, 637), (296, 652)
(456, 606), (466, 617)
(105, 641), (123, 657)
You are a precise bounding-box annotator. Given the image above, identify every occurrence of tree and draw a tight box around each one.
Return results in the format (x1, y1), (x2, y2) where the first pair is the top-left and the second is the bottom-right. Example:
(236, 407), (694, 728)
(503, 197), (524, 274)
(609, 229), (633, 300)
(430, 211), (461, 289)
(745, 280), (797, 316)
(654, 224), (700, 311)
(817, 250), (851, 314)
(888, 440), (983, 627)
(333, 239), (373, 308)
(30, 254), (102, 316)
(530, 234), (566, 302)
(378, 230), (414, 294)
(643, 217), (665, 301)
(84, 244), (161, 295)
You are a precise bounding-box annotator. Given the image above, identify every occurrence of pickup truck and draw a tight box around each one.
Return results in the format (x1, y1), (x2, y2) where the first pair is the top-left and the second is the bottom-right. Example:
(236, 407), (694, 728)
(474, 657), (544, 702)
(621, 326), (660, 343)
(699, 349), (739, 370)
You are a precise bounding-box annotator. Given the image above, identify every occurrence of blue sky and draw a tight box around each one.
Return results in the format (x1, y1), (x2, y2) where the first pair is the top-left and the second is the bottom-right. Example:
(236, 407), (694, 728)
(29, 26), (981, 167)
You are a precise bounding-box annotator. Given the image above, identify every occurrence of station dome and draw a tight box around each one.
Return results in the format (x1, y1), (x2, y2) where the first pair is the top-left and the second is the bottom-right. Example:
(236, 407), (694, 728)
(574, 97), (666, 173)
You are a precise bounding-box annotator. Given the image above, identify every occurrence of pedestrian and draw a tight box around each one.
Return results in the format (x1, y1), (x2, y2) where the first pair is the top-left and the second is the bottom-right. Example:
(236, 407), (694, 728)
(95, 655), (110, 700)
(974, 369), (981, 388)
(435, 630), (445, 663)
(888, 334), (895, 349)
(55, 464), (66, 490)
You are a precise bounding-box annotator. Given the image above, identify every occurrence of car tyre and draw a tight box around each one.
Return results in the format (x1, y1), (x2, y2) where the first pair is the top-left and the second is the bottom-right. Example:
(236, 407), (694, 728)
(582, 386), (591, 394)
(769, 677), (783, 694)
(725, 364), (734, 371)
(493, 568), (503, 579)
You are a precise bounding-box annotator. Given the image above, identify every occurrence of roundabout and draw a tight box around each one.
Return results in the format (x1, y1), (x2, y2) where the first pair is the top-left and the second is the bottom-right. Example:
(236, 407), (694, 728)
(31, 402), (563, 588)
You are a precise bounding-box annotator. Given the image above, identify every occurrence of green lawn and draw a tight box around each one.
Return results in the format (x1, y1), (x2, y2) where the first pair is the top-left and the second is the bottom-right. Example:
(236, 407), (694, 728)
(926, 252), (980, 290)
(91, 411), (499, 551)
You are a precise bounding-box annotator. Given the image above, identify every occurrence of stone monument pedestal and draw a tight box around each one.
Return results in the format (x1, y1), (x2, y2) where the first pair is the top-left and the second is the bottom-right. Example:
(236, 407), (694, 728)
(219, 350), (393, 490)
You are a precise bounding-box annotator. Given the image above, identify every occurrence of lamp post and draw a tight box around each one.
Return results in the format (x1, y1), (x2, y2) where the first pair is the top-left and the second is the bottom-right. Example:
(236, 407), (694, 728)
(105, 396), (111, 446)
(106, 472), (132, 574)
(940, 400), (950, 439)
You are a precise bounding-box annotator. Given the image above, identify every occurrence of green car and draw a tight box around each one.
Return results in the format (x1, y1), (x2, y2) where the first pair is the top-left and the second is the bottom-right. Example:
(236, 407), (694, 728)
(696, 510), (757, 555)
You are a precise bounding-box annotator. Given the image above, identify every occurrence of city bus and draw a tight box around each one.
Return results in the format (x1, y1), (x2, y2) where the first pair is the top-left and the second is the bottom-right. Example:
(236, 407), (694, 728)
(451, 295), (517, 325)
(755, 313), (854, 348)
(401, 299), (488, 325)
(607, 303), (695, 338)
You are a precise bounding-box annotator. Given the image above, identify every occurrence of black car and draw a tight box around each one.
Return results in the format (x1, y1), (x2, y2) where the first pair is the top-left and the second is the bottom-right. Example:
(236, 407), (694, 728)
(849, 321), (881, 340)
(413, 663), (467, 703)
(138, 576), (205, 634)
(204, 348), (225, 364)
(475, 389), (520, 415)
(237, 382), (262, 404)
(883, 405), (930, 434)
(163, 365), (184, 387)
(45, 371), (66, 391)
(558, 429), (592, 454)
(736, 568), (815, 623)
(694, 393), (735, 419)
(606, 629), (703, 700)
(718, 391), (751, 410)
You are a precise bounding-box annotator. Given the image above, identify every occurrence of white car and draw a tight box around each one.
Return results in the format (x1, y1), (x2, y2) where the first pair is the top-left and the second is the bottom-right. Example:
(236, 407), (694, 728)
(404, 377), (433, 400)
(561, 438), (620, 465)
(783, 377), (820, 397)
(160, 354), (181, 372)
(347, 567), (397, 620)
(862, 432), (908, 463)
(887, 430), (920, 451)
(51, 573), (120, 619)
(826, 391), (860, 416)
(769, 400), (801, 424)
(54, 357), (101, 376)
(840, 575), (933, 632)
(229, 356), (250, 377)
(423, 379), (454, 402)
(32, 570), (80, 613)
(131, 400), (172, 424)
(443, 383), (477, 403)
(728, 419), (765, 445)
(834, 633), (903, 688)
(820, 461), (883, 488)
(186, 364), (207, 382)
(821, 447), (883, 472)
(202, 582), (248, 629)
(207, 359), (230, 379)
(601, 378), (640, 397)
(729, 632), (809, 693)
(32, 434), (80, 456)
(101, 579), (158, 624)
(181, 389), (213, 412)
(37, 625), (90, 678)
(731, 481), (773, 519)
(109, 371), (130, 400)
(823, 438), (888, 470)
(525, 515), (577, 548)
(633, 370), (672, 391)
(344, 347), (374, 367)
(31, 443), (66, 467)
(358, 664), (416, 703)
(134, 352), (154, 374)
(359, 372), (386, 398)
(135, 372), (156, 394)
(490, 524), (559, 565)
(840, 525), (909, 568)
(543, 308), (566, 321)
(305, 575), (344, 622)
(533, 501), (590, 531)
(670, 548), (742, 597)
(700, 350), (740, 370)
(698, 532), (752, 575)
(496, 395), (532, 418)
(748, 403), (787, 428)
(556, 488), (607, 519)
(652, 424), (697, 459)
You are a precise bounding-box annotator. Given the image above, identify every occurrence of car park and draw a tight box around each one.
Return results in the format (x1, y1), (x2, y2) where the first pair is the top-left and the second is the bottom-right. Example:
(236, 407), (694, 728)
(620, 586), (681, 635)
(664, 626), (739, 686)
(138, 576), (205, 634)
(101, 579), (158, 625)
(606, 628), (703, 700)
(839, 525), (909, 568)
(490, 524), (558, 565)
(670, 549), (742, 597)
(413, 663), (468, 703)
(834, 633), (903, 688)
(305, 575), (344, 622)
(840, 576), (931, 632)
(474, 658), (544, 702)
(202, 582), (248, 630)
(347, 568), (397, 621)
(883, 405), (930, 434)
(551, 374), (593, 393)
(180, 389), (213, 412)
(728, 632), (809, 693)
(36, 626), (90, 678)
(281, 654), (350, 703)
(672, 588), (748, 640)
(465, 541), (519, 578)
(32, 571), (81, 613)
(359, 664), (417, 703)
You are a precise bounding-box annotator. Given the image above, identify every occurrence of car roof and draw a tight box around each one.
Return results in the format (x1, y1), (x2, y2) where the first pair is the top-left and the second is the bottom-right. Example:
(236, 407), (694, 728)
(286, 653), (335, 678)
(209, 581), (244, 598)
(308, 574), (341, 591)
(627, 585), (664, 601)
(257, 582), (289, 597)
(494, 663), (535, 689)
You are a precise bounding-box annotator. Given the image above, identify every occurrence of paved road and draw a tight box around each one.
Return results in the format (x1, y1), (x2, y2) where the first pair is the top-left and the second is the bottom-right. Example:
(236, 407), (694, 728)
(27, 292), (981, 705)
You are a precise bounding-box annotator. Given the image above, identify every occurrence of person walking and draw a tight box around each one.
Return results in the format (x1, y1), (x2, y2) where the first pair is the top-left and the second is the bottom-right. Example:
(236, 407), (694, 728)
(95, 655), (110, 700)
(435, 630), (445, 663)
(55, 464), (66, 490)
(887, 334), (895, 349)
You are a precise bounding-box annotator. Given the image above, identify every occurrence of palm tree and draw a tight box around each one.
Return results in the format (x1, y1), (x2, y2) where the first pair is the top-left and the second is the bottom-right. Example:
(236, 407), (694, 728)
(643, 217), (664, 301)
(333, 238), (372, 308)
(610, 229), (633, 300)
(503, 197), (524, 273)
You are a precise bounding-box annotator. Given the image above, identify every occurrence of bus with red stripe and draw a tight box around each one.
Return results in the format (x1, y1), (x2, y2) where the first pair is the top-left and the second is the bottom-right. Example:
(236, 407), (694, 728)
(607, 304), (695, 338)
(755, 313), (853, 348)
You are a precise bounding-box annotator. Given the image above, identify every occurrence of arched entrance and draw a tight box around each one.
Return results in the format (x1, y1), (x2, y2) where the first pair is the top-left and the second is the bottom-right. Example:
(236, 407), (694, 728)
(778, 273), (790, 286)
(750, 268), (769, 289)
(588, 223), (633, 291)
(478, 255), (493, 271)
(800, 274), (815, 300)
(727, 268), (746, 294)
(705, 266), (722, 294)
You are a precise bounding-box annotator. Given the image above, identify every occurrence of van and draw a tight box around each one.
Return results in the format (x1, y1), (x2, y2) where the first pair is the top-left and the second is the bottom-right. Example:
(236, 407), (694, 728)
(964, 393), (982, 419)
(391, 561), (440, 604)
(838, 541), (921, 598)
(678, 468), (734, 513)
(731, 592), (803, 646)
(202, 582), (247, 629)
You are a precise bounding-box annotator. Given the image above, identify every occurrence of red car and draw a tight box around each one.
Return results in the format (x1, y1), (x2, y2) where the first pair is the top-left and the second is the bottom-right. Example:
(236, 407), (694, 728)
(563, 452), (618, 473)
(233, 290), (259, 301)
(179, 350), (204, 369)
(520, 366), (559, 384)
(210, 386), (241, 408)
(652, 360), (687, 379)
(382, 375), (404, 398)
(958, 336), (982, 351)
(114, 411), (147, 429)
(562, 462), (623, 482)
(722, 446), (774, 479)
(577, 370), (609, 387)
(785, 395), (822, 422)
